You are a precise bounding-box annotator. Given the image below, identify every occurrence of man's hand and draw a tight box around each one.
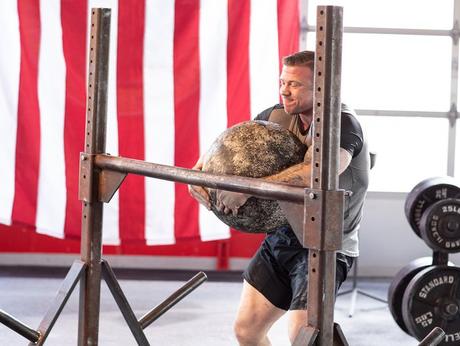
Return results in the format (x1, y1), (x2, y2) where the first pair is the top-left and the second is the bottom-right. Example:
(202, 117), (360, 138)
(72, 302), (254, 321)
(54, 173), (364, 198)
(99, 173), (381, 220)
(188, 159), (211, 210)
(215, 190), (249, 216)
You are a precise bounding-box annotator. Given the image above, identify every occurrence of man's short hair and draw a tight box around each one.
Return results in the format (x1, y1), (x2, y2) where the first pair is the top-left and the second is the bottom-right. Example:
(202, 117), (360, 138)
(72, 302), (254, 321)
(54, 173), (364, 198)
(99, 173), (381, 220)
(282, 51), (314, 70)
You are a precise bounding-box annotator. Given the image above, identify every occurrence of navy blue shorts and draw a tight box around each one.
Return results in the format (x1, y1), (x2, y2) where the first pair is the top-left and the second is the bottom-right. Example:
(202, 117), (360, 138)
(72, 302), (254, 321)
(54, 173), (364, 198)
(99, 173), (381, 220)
(243, 226), (354, 310)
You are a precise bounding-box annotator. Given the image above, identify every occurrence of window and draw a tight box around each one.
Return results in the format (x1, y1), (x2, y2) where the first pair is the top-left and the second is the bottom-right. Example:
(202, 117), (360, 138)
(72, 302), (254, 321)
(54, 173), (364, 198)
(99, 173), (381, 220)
(306, 0), (453, 29)
(304, 1), (458, 191)
(360, 116), (449, 192)
(307, 33), (451, 111)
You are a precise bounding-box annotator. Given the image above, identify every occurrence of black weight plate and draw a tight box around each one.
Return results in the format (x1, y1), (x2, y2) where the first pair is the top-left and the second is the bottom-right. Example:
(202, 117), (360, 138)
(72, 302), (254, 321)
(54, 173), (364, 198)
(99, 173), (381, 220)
(421, 199), (460, 253)
(405, 177), (460, 237)
(402, 265), (460, 344)
(388, 257), (433, 334)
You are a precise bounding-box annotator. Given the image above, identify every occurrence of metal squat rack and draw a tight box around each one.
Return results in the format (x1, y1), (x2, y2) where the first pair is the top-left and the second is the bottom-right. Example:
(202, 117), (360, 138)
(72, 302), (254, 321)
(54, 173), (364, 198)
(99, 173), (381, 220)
(0, 6), (360, 346)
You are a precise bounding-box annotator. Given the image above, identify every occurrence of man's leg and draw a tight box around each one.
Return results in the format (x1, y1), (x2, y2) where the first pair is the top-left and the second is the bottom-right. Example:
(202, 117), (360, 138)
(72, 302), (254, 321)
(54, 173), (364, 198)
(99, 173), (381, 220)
(234, 280), (285, 346)
(287, 310), (308, 343)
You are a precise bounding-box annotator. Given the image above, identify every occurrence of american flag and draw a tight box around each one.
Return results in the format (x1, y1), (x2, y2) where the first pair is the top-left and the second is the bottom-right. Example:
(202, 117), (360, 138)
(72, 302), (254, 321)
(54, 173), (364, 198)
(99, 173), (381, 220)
(0, 0), (299, 246)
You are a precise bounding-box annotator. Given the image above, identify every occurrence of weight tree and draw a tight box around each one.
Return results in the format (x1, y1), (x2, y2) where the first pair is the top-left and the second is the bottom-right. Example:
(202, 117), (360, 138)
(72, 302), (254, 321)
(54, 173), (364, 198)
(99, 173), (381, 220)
(0, 6), (350, 346)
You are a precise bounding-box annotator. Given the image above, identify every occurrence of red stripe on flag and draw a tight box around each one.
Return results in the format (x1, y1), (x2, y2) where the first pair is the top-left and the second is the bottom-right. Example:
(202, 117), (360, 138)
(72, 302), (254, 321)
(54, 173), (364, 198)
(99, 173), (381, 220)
(117, 0), (146, 243)
(227, 0), (265, 251)
(62, 0), (88, 238)
(227, 0), (251, 126)
(277, 0), (300, 72)
(12, 0), (41, 227)
(173, 0), (200, 240)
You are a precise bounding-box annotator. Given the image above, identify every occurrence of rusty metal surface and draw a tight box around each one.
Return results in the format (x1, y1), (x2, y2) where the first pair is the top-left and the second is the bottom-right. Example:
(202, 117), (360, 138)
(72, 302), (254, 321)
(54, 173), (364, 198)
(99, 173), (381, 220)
(94, 154), (306, 203)
(33, 261), (86, 346)
(292, 325), (319, 346)
(79, 153), (96, 203)
(78, 8), (111, 346)
(332, 323), (349, 346)
(139, 271), (207, 329)
(0, 310), (40, 343)
(304, 189), (344, 251)
(98, 168), (127, 203)
(101, 261), (150, 345)
(304, 6), (344, 346)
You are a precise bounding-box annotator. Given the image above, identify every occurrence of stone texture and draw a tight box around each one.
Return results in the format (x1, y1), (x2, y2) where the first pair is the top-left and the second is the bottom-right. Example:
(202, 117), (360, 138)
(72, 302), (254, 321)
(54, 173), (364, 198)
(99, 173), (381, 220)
(202, 120), (306, 233)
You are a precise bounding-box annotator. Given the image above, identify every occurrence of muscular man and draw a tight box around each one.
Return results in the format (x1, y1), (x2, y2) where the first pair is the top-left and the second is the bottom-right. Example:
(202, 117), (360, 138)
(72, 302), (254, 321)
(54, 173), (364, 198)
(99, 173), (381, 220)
(189, 50), (369, 345)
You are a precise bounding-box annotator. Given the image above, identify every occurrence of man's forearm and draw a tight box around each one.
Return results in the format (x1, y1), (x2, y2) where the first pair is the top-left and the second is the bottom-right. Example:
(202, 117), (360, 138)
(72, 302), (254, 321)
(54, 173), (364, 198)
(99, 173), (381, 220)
(265, 162), (311, 186)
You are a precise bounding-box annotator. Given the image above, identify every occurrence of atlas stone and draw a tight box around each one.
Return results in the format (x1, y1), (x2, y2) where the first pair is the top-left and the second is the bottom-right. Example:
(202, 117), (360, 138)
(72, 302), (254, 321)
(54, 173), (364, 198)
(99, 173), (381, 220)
(202, 120), (307, 233)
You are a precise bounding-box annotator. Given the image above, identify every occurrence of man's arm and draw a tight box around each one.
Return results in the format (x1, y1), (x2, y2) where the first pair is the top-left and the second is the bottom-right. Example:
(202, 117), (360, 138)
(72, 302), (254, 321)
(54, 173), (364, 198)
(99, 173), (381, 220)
(188, 155), (211, 210)
(264, 147), (352, 186)
(216, 147), (352, 215)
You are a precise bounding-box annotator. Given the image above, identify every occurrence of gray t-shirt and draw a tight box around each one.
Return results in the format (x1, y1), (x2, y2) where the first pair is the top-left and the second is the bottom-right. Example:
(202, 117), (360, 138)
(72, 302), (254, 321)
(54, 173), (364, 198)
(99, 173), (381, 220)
(255, 104), (369, 256)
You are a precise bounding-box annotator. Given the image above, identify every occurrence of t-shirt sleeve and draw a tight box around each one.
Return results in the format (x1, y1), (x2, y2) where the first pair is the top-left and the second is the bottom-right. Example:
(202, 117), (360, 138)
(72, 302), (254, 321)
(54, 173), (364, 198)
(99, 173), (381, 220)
(340, 112), (363, 158)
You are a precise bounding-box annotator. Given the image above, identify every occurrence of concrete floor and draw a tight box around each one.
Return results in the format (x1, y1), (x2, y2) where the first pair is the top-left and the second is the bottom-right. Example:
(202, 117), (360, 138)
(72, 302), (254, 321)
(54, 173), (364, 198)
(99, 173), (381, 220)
(0, 268), (418, 346)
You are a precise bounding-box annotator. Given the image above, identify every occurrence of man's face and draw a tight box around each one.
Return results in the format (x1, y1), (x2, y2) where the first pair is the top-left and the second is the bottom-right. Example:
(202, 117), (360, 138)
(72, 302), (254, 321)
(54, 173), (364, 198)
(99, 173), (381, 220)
(279, 65), (314, 115)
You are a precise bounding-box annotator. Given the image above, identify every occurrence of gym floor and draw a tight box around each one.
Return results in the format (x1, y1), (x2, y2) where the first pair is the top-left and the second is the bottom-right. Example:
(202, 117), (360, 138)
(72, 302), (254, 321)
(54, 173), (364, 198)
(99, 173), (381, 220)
(0, 267), (418, 346)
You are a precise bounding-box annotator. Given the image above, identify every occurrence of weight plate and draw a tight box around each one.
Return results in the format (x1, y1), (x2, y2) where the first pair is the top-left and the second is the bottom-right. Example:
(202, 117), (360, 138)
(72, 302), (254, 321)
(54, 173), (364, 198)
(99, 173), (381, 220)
(388, 257), (433, 334)
(402, 265), (460, 344)
(421, 199), (460, 253)
(405, 177), (460, 237)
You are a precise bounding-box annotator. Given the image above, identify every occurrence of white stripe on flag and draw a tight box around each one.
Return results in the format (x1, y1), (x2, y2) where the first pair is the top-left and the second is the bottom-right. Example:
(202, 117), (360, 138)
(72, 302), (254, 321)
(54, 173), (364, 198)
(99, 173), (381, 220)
(249, 0), (280, 117)
(35, 0), (67, 237)
(90, 0), (121, 245)
(0, 1), (20, 226)
(198, 0), (230, 241)
(144, 0), (176, 245)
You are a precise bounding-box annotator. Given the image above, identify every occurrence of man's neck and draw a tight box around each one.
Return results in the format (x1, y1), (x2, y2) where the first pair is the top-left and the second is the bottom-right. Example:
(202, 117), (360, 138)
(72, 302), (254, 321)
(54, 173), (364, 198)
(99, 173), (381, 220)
(298, 112), (312, 131)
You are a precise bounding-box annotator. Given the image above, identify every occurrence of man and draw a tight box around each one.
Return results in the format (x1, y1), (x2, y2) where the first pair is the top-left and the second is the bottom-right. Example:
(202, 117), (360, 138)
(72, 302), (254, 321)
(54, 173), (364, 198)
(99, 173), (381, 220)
(189, 50), (369, 345)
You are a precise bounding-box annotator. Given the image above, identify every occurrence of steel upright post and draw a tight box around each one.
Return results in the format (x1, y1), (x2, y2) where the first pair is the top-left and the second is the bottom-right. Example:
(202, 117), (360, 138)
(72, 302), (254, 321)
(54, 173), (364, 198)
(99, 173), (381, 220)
(77, 8), (111, 346)
(293, 6), (345, 346)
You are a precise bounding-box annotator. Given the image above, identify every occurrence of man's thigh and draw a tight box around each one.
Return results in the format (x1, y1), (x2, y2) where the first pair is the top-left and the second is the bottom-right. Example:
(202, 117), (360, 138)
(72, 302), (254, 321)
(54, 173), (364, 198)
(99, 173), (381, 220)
(235, 280), (286, 334)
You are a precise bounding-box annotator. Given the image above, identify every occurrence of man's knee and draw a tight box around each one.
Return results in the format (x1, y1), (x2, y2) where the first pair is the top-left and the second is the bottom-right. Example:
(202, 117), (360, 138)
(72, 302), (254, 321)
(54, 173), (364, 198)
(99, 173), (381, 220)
(288, 310), (308, 343)
(233, 318), (266, 345)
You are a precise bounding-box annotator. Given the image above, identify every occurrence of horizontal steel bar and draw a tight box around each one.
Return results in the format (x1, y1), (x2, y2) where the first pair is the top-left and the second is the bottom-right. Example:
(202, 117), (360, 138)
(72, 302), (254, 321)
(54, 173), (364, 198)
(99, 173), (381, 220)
(0, 309), (40, 343)
(305, 25), (451, 36)
(139, 271), (207, 329)
(355, 109), (450, 118)
(94, 154), (306, 203)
